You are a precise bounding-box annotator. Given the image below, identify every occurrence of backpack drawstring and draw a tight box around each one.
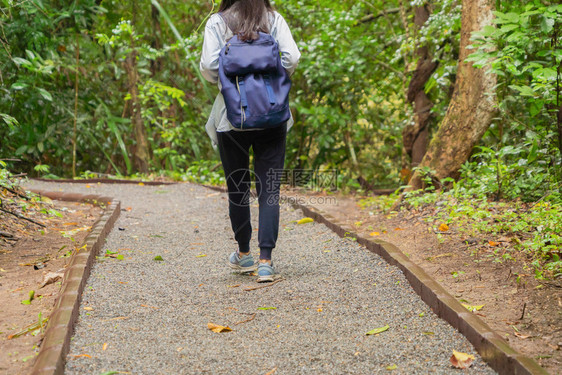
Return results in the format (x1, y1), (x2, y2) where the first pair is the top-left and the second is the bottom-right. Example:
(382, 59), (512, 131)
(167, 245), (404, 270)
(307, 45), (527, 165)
(235, 76), (246, 128)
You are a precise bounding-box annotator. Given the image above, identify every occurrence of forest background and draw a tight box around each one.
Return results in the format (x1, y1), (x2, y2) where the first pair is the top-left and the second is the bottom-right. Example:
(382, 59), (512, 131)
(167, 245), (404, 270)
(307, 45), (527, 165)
(0, 0), (561, 279)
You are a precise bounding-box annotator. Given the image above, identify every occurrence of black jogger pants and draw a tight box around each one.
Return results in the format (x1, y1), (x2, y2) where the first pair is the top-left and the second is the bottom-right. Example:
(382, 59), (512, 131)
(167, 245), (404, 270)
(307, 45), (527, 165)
(216, 123), (287, 260)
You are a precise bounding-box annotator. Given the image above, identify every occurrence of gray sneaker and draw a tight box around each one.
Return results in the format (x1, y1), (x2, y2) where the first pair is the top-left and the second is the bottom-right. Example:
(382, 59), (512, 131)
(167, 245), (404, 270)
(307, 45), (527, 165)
(257, 262), (275, 283)
(228, 251), (257, 273)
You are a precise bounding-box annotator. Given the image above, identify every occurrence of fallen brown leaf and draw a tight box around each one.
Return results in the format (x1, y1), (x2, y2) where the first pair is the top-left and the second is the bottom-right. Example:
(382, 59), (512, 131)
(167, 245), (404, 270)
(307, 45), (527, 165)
(140, 304), (159, 309)
(39, 272), (63, 288)
(450, 350), (474, 369)
(73, 354), (92, 358)
(208, 323), (232, 333)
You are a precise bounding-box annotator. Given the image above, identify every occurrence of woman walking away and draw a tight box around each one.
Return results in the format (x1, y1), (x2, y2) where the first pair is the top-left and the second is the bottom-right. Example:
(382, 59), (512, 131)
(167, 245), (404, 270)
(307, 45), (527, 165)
(200, 0), (300, 282)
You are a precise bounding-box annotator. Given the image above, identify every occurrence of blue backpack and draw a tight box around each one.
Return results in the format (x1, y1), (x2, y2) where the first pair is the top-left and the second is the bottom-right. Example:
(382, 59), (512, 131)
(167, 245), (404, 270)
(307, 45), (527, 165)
(218, 31), (292, 129)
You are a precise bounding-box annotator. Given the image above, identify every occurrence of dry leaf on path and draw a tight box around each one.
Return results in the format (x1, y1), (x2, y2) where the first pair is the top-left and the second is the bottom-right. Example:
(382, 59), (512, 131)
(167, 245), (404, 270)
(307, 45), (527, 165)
(297, 217), (314, 224)
(73, 354), (92, 358)
(450, 350), (475, 369)
(370, 232), (380, 236)
(366, 325), (389, 335)
(208, 323), (232, 333)
(438, 223), (449, 232)
(39, 272), (63, 288)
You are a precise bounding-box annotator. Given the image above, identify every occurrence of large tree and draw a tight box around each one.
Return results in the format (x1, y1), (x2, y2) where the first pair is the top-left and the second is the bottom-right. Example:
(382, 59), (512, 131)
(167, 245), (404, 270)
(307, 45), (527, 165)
(402, 2), (438, 171)
(408, 0), (496, 190)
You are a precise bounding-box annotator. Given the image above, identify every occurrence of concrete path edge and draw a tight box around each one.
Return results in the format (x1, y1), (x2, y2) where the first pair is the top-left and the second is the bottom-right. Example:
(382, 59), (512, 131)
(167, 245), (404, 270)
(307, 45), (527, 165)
(290, 201), (549, 375)
(26, 190), (121, 375)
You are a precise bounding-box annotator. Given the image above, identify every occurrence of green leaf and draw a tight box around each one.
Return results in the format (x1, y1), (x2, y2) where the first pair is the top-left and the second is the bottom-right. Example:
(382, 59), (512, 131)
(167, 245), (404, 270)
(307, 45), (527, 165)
(11, 82), (27, 90)
(366, 325), (389, 335)
(509, 85), (535, 97)
(386, 364), (397, 370)
(154, 255), (164, 261)
(541, 17), (555, 33)
(0, 114), (19, 128)
(504, 12), (520, 23)
(257, 307), (277, 310)
(535, 68), (557, 81)
(12, 57), (31, 66)
(38, 88), (53, 101)
(499, 24), (519, 33)
(529, 101), (543, 117)
(462, 303), (484, 312)
(21, 290), (35, 305)
(101, 103), (132, 175)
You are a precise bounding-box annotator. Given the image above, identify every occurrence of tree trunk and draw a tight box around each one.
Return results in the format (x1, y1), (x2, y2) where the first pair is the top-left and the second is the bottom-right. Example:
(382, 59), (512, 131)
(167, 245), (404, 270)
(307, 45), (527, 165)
(402, 3), (438, 178)
(408, 0), (497, 190)
(150, 3), (163, 76)
(125, 49), (150, 174)
(125, 0), (150, 174)
(72, 33), (80, 178)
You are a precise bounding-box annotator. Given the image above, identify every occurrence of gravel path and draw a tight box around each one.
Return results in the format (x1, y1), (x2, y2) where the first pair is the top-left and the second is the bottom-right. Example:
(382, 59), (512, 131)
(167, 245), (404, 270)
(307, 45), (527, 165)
(26, 181), (495, 374)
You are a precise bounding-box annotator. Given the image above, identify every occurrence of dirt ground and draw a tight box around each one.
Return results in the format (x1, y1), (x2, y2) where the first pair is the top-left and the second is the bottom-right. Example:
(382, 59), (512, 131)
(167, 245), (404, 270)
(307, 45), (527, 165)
(0, 199), (101, 374)
(285, 188), (561, 374)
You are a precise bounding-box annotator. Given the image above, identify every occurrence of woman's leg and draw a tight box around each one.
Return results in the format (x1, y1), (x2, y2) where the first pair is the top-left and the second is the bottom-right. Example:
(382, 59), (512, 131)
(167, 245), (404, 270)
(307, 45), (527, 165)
(252, 124), (287, 261)
(217, 131), (253, 253)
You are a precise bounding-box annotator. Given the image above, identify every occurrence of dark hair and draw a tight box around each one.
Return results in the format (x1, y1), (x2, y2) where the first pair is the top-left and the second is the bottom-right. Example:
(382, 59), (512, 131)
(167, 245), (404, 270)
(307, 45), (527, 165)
(219, 0), (273, 41)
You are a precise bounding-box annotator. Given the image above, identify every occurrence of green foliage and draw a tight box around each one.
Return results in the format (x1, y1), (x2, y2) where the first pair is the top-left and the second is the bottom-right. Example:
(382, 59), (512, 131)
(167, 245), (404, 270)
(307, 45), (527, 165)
(278, 0), (408, 190)
(468, 2), (562, 118)
(181, 160), (224, 186)
(0, 160), (11, 186)
(466, 1), (562, 202)
(0, 0), (214, 176)
(361, 161), (562, 279)
(460, 139), (559, 202)
(1, 1), (559, 210)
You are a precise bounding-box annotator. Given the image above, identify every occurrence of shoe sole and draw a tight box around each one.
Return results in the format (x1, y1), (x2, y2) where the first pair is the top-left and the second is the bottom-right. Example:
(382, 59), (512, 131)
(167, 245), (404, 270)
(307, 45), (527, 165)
(257, 274), (274, 283)
(229, 262), (257, 273)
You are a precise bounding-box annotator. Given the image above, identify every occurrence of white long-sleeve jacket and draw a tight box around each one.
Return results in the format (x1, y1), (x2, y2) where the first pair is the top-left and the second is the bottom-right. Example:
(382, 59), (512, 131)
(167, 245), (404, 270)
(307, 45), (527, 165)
(200, 11), (301, 145)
